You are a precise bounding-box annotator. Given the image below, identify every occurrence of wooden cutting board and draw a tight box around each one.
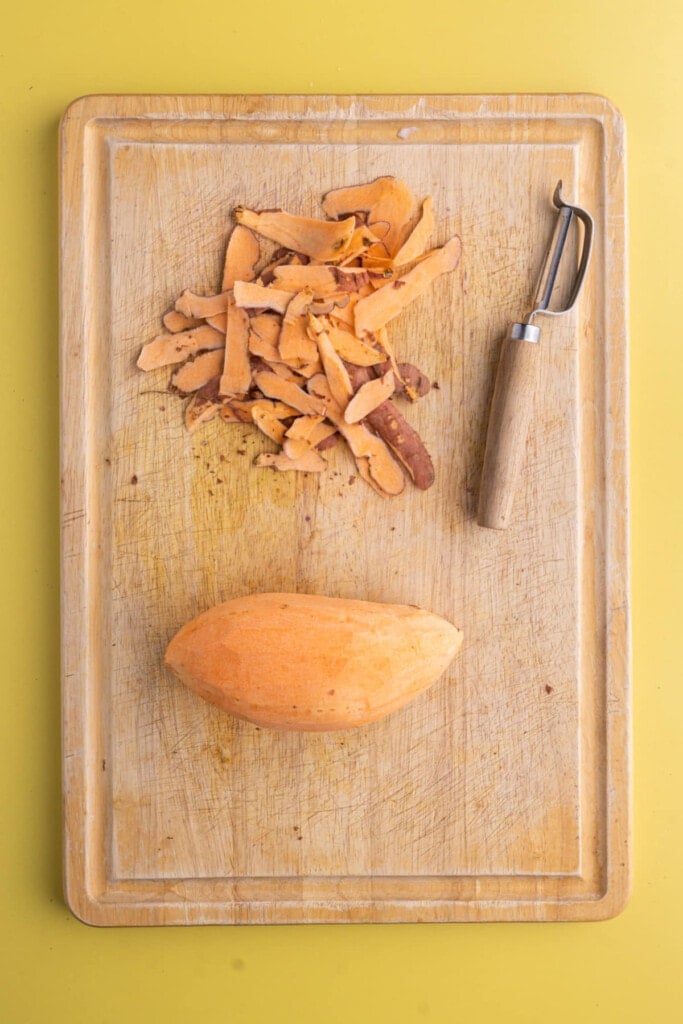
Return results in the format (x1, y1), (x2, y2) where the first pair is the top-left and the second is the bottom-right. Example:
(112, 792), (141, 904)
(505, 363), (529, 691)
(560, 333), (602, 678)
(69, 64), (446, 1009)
(60, 94), (630, 925)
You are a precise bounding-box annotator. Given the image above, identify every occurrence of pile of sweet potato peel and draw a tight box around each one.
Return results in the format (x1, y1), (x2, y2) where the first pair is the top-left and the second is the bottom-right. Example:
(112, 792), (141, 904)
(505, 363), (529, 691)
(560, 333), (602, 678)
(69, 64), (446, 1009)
(137, 177), (461, 497)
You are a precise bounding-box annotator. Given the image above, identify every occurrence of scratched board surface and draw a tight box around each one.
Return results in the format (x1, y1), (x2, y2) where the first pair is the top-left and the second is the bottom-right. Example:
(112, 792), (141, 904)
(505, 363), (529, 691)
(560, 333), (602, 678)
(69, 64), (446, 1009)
(60, 95), (630, 924)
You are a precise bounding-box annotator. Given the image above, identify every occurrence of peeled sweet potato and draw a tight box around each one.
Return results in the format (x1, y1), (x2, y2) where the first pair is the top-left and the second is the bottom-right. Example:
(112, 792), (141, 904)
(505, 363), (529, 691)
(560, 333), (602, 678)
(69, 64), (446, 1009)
(164, 592), (463, 731)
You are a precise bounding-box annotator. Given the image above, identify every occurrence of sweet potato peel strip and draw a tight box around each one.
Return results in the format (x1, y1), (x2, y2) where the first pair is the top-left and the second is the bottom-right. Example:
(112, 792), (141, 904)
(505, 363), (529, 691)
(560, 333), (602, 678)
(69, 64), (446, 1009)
(137, 179), (460, 494)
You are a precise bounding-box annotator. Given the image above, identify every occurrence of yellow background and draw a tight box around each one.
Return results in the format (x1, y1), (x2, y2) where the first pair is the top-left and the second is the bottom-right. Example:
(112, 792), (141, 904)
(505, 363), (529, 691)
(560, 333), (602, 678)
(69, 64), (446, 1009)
(2, 0), (681, 1020)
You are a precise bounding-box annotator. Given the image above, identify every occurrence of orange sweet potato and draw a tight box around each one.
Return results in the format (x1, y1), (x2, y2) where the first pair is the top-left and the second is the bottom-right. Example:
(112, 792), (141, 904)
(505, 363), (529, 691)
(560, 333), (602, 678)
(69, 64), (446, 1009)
(164, 592), (463, 731)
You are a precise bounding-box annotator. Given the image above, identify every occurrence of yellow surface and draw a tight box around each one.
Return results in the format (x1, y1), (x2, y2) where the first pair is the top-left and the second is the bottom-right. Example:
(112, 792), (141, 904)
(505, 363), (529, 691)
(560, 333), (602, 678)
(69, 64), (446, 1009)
(1, 0), (681, 1020)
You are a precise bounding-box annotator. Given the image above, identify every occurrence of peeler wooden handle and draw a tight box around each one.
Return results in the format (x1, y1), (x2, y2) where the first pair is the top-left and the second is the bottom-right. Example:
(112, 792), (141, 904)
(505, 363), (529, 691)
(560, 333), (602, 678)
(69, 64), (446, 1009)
(477, 181), (593, 531)
(477, 323), (542, 530)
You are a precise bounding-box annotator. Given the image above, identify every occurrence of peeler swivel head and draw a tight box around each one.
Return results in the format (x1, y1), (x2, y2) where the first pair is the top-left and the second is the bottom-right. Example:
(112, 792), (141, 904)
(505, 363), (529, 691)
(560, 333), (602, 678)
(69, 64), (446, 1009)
(526, 180), (594, 326)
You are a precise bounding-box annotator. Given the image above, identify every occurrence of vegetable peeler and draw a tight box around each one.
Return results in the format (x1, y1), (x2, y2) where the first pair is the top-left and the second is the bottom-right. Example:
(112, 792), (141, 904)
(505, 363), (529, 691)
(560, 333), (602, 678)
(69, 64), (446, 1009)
(477, 181), (594, 530)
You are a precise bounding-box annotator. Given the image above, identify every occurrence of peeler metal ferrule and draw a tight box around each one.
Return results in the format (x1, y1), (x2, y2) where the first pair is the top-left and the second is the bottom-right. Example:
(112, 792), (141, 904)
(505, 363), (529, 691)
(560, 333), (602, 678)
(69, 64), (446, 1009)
(477, 181), (594, 530)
